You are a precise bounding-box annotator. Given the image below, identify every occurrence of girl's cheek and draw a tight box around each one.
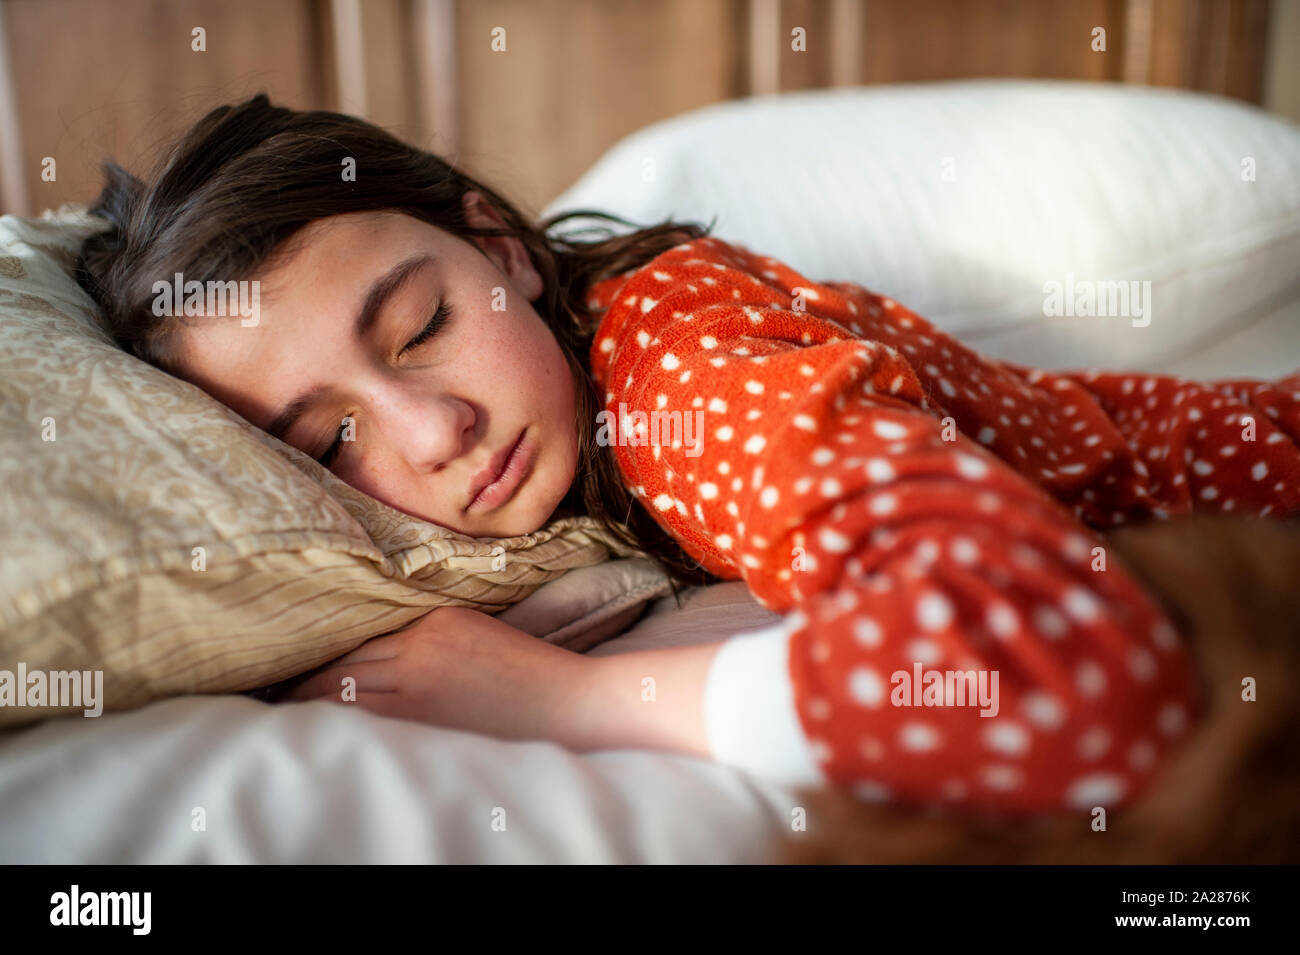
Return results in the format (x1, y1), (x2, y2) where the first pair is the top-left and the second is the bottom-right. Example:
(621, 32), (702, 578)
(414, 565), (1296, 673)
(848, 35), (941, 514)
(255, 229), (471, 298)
(335, 449), (387, 504)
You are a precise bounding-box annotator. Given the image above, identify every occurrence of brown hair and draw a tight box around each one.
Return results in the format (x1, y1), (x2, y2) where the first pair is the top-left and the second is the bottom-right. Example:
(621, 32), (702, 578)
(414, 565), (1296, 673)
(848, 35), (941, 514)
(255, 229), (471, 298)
(75, 93), (724, 591)
(774, 514), (1300, 864)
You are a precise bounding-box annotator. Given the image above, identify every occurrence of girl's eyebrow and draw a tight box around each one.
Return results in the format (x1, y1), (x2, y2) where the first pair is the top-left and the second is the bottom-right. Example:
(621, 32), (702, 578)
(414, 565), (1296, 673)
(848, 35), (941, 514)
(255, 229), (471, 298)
(354, 253), (435, 337)
(266, 386), (326, 442)
(266, 253), (435, 442)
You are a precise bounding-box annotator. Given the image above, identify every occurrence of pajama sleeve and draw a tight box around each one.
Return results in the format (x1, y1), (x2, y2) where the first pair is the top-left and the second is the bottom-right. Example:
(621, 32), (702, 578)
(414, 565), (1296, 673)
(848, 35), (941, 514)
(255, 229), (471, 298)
(588, 237), (1205, 814)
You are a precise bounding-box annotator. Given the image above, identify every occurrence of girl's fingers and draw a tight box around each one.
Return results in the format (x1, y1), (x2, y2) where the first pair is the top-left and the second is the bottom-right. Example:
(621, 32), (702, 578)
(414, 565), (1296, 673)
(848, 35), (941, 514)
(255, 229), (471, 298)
(283, 659), (401, 700)
(347, 691), (418, 722)
(292, 689), (418, 724)
(279, 631), (405, 699)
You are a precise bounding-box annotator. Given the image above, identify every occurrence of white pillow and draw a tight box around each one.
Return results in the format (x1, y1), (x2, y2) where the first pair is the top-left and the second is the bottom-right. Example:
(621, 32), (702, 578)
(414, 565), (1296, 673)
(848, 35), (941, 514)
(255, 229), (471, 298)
(544, 79), (1300, 373)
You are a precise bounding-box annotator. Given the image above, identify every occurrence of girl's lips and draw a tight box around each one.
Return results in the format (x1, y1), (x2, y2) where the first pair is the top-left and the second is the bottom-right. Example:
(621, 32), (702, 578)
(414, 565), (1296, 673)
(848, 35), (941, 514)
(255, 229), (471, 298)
(467, 429), (532, 513)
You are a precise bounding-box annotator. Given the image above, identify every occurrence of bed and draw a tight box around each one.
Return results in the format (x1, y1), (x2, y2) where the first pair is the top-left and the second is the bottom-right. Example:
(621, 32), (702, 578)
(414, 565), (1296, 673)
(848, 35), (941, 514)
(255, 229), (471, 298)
(2, 80), (1298, 863)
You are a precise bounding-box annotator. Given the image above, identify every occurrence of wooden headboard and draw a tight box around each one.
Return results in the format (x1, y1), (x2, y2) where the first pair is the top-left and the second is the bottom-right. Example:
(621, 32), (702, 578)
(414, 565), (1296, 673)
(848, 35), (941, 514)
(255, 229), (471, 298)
(0, 0), (1278, 219)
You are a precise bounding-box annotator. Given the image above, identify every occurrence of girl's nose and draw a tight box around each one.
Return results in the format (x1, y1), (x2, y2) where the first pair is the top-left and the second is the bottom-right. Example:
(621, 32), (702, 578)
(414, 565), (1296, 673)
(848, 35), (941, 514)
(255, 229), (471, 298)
(371, 382), (475, 473)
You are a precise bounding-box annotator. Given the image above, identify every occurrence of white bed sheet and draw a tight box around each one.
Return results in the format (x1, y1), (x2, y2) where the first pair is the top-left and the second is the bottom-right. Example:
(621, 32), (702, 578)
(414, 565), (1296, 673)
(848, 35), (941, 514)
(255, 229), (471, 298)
(0, 583), (793, 864)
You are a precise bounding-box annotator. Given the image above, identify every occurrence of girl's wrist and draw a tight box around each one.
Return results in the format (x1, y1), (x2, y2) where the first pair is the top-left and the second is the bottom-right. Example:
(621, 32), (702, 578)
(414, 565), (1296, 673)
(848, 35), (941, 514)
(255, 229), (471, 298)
(555, 642), (725, 759)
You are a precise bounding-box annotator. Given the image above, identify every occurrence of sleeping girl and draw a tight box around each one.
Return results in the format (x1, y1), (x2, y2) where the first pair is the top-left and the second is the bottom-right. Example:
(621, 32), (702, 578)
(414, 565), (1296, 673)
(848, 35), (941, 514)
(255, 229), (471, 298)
(75, 94), (1300, 820)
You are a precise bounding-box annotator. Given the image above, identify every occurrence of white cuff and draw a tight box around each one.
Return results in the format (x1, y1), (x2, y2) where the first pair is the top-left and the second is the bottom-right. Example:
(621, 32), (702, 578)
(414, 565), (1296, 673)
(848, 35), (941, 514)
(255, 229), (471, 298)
(702, 618), (827, 788)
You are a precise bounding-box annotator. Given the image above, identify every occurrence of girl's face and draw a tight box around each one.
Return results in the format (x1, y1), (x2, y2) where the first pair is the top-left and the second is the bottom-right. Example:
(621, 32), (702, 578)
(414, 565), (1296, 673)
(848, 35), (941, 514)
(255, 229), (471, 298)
(172, 199), (580, 539)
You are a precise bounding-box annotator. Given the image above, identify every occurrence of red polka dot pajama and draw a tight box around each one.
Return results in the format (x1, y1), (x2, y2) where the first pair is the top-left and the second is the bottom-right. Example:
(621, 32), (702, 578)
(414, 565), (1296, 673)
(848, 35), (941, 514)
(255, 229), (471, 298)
(585, 236), (1300, 814)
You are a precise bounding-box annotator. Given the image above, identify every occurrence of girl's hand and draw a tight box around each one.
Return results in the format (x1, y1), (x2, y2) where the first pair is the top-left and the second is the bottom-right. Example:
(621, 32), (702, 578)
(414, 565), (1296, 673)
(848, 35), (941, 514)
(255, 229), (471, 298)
(281, 605), (596, 744)
(281, 604), (723, 762)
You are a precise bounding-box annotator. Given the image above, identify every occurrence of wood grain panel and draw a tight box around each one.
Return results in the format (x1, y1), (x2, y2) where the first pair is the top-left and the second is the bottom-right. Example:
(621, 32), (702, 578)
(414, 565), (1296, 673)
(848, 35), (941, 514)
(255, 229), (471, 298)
(6, 0), (326, 212)
(1148, 0), (1270, 97)
(455, 0), (741, 216)
(861, 0), (1130, 85)
(1224, 0), (1270, 102)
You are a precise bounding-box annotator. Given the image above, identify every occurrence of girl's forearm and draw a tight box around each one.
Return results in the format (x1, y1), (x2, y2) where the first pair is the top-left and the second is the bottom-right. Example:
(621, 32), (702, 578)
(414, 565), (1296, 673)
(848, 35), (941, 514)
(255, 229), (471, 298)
(559, 641), (726, 759)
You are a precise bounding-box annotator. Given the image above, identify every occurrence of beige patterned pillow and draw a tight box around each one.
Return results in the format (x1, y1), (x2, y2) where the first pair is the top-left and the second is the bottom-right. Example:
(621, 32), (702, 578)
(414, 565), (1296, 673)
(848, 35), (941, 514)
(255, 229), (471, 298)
(0, 205), (640, 728)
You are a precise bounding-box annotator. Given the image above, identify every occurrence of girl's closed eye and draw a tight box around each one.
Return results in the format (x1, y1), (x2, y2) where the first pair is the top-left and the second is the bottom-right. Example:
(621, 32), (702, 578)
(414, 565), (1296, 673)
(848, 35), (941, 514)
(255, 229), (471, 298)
(316, 301), (455, 465)
(401, 301), (453, 356)
(315, 415), (354, 466)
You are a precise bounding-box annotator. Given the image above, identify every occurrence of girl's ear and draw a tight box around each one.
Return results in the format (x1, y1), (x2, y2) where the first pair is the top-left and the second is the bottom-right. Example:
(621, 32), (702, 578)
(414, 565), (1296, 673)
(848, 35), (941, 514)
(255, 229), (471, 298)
(461, 190), (544, 303)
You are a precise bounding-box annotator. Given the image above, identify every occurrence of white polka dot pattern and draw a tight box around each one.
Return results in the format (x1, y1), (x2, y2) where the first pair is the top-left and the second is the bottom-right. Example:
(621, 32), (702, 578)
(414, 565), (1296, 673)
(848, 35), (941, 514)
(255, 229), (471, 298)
(585, 236), (1300, 814)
